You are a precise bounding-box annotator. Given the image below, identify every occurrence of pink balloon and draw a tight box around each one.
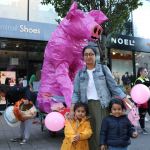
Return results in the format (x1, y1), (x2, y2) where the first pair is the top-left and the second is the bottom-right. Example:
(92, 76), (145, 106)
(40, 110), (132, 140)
(130, 84), (150, 104)
(45, 112), (65, 131)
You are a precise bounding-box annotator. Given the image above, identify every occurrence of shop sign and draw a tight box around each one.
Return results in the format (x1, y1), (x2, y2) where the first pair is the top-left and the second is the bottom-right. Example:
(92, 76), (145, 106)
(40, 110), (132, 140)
(0, 18), (57, 41)
(109, 35), (150, 52)
(111, 37), (135, 46)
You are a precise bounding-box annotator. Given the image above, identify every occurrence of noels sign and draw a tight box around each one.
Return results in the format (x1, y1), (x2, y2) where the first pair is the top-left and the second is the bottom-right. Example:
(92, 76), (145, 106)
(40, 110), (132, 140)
(111, 37), (135, 46)
(109, 35), (150, 52)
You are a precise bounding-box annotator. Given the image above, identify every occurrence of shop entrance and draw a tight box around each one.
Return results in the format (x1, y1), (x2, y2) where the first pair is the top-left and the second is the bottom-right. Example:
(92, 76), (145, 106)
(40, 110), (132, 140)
(0, 38), (46, 85)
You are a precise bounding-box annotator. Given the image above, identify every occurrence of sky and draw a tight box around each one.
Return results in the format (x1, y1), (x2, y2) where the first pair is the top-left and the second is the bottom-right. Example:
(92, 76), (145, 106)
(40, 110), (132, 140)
(132, 0), (150, 39)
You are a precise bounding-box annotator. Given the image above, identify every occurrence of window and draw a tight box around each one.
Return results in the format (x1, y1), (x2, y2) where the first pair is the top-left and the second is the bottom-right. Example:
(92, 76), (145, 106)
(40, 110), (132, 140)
(0, 0), (27, 20)
(0, 0), (59, 24)
(29, 0), (59, 24)
(110, 48), (133, 85)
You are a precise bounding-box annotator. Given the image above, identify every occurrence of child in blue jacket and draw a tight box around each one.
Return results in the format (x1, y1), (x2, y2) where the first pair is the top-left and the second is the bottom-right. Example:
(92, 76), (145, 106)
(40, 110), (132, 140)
(100, 98), (138, 150)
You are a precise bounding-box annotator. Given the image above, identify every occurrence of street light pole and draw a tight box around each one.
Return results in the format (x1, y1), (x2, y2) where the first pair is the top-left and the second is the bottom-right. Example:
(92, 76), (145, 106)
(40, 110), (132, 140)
(26, 0), (30, 81)
(27, 0), (29, 21)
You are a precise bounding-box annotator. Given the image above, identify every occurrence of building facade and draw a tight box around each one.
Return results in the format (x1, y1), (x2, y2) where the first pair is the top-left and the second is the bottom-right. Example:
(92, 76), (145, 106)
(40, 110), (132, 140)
(0, 0), (150, 87)
(107, 0), (150, 86)
(108, 35), (150, 82)
(0, 0), (57, 83)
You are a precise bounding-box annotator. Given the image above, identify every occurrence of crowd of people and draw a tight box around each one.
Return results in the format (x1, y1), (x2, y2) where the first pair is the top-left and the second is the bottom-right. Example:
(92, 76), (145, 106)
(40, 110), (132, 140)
(112, 72), (136, 88)
(0, 45), (150, 150)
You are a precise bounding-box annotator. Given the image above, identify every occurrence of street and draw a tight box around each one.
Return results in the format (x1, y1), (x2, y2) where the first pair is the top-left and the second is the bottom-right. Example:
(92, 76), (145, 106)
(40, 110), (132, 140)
(0, 115), (150, 150)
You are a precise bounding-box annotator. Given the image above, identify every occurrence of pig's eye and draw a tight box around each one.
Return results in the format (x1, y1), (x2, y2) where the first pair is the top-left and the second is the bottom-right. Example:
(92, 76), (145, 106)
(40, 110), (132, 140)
(94, 27), (97, 33)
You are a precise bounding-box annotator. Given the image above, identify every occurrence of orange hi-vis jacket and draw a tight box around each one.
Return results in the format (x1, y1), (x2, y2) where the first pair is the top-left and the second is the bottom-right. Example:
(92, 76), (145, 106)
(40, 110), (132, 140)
(61, 118), (92, 150)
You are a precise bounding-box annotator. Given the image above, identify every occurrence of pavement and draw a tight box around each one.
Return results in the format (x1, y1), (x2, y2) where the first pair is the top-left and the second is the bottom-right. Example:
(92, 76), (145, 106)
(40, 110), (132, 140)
(0, 114), (63, 150)
(0, 113), (150, 150)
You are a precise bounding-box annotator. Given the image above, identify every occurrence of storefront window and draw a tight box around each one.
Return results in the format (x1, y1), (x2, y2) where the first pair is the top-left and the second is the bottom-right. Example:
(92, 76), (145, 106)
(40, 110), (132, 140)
(0, 0), (27, 20)
(0, 0), (59, 24)
(110, 48), (133, 86)
(0, 49), (27, 78)
(29, 0), (59, 24)
(135, 52), (150, 78)
(0, 39), (45, 81)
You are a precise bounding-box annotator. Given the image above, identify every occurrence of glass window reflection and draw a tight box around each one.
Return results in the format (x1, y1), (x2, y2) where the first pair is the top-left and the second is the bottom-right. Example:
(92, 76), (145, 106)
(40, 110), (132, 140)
(0, 0), (59, 24)
(0, 0), (27, 20)
(29, 0), (59, 24)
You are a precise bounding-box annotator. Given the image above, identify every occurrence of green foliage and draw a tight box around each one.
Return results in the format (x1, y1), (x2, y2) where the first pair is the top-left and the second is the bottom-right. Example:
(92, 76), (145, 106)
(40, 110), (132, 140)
(41, 0), (142, 35)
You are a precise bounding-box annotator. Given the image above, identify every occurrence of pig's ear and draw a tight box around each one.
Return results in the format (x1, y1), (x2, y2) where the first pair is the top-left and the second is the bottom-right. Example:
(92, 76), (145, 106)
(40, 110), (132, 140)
(89, 10), (108, 24)
(66, 2), (83, 20)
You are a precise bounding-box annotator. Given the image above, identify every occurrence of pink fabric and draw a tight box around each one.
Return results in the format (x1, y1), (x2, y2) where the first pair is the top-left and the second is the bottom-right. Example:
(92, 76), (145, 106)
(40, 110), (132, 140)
(128, 106), (140, 127)
(37, 2), (108, 113)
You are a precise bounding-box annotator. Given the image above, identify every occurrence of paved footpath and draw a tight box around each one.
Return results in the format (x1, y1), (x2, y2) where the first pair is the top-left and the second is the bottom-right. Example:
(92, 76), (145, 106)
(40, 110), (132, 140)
(0, 114), (150, 150)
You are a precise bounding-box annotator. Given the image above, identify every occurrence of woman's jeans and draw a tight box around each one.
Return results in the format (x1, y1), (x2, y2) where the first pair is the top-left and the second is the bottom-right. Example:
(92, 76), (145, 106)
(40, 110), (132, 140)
(108, 146), (128, 150)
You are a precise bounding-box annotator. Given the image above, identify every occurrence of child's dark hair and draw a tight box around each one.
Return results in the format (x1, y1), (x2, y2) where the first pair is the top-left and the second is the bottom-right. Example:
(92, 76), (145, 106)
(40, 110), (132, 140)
(74, 102), (89, 115)
(109, 98), (125, 112)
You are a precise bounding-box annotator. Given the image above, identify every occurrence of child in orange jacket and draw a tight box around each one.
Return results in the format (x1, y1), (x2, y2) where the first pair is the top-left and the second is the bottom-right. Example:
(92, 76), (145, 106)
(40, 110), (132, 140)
(61, 102), (92, 150)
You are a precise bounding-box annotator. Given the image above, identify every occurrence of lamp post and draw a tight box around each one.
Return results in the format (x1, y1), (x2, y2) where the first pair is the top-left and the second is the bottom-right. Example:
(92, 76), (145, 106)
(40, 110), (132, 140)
(27, 0), (29, 21)
(26, 0), (30, 81)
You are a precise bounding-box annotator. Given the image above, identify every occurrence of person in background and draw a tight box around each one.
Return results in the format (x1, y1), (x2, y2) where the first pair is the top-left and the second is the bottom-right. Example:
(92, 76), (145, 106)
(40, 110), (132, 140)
(122, 72), (131, 86)
(114, 72), (120, 85)
(5, 77), (11, 86)
(122, 72), (131, 95)
(29, 67), (41, 124)
(61, 102), (92, 150)
(129, 73), (136, 88)
(71, 45), (133, 150)
(29, 70), (40, 92)
(100, 99), (138, 150)
(135, 67), (150, 134)
(0, 84), (37, 144)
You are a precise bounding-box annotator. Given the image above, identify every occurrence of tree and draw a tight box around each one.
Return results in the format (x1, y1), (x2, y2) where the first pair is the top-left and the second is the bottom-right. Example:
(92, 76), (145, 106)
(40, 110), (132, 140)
(42, 0), (142, 34)
(41, 0), (142, 63)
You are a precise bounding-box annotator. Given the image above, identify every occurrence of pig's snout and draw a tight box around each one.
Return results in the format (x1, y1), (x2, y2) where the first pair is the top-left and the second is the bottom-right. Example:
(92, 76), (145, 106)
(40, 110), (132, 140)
(91, 25), (103, 39)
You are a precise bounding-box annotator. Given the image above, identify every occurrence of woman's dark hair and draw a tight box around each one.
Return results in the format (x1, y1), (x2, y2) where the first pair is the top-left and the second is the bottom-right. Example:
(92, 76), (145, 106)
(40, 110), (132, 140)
(5, 77), (11, 85)
(0, 84), (10, 94)
(74, 102), (89, 115)
(109, 98), (125, 112)
(82, 45), (97, 56)
(137, 67), (146, 78)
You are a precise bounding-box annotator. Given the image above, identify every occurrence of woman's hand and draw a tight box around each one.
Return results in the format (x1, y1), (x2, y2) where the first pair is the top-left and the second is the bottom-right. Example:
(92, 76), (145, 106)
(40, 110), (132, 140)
(65, 103), (75, 120)
(65, 110), (74, 120)
(100, 145), (107, 150)
(123, 97), (135, 109)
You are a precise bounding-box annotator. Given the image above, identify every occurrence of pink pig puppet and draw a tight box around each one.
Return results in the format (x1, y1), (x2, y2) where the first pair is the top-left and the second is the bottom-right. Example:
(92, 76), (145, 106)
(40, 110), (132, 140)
(37, 2), (108, 113)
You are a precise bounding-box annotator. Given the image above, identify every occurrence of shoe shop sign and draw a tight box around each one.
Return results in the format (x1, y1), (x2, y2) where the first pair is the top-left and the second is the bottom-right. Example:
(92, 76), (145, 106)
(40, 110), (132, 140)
(109, 35), (150, 53)
(0, 18), (57, 41)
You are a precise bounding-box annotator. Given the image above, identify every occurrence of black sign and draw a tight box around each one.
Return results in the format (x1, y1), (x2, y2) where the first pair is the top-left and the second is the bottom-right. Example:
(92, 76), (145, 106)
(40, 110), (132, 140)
(109, 35), (150, 53)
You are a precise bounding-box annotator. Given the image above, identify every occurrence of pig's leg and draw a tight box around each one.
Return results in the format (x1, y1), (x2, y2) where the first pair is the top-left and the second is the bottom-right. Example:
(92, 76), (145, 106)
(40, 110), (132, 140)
(37, 59), (55, 113)
(55, 62), (73, 108)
